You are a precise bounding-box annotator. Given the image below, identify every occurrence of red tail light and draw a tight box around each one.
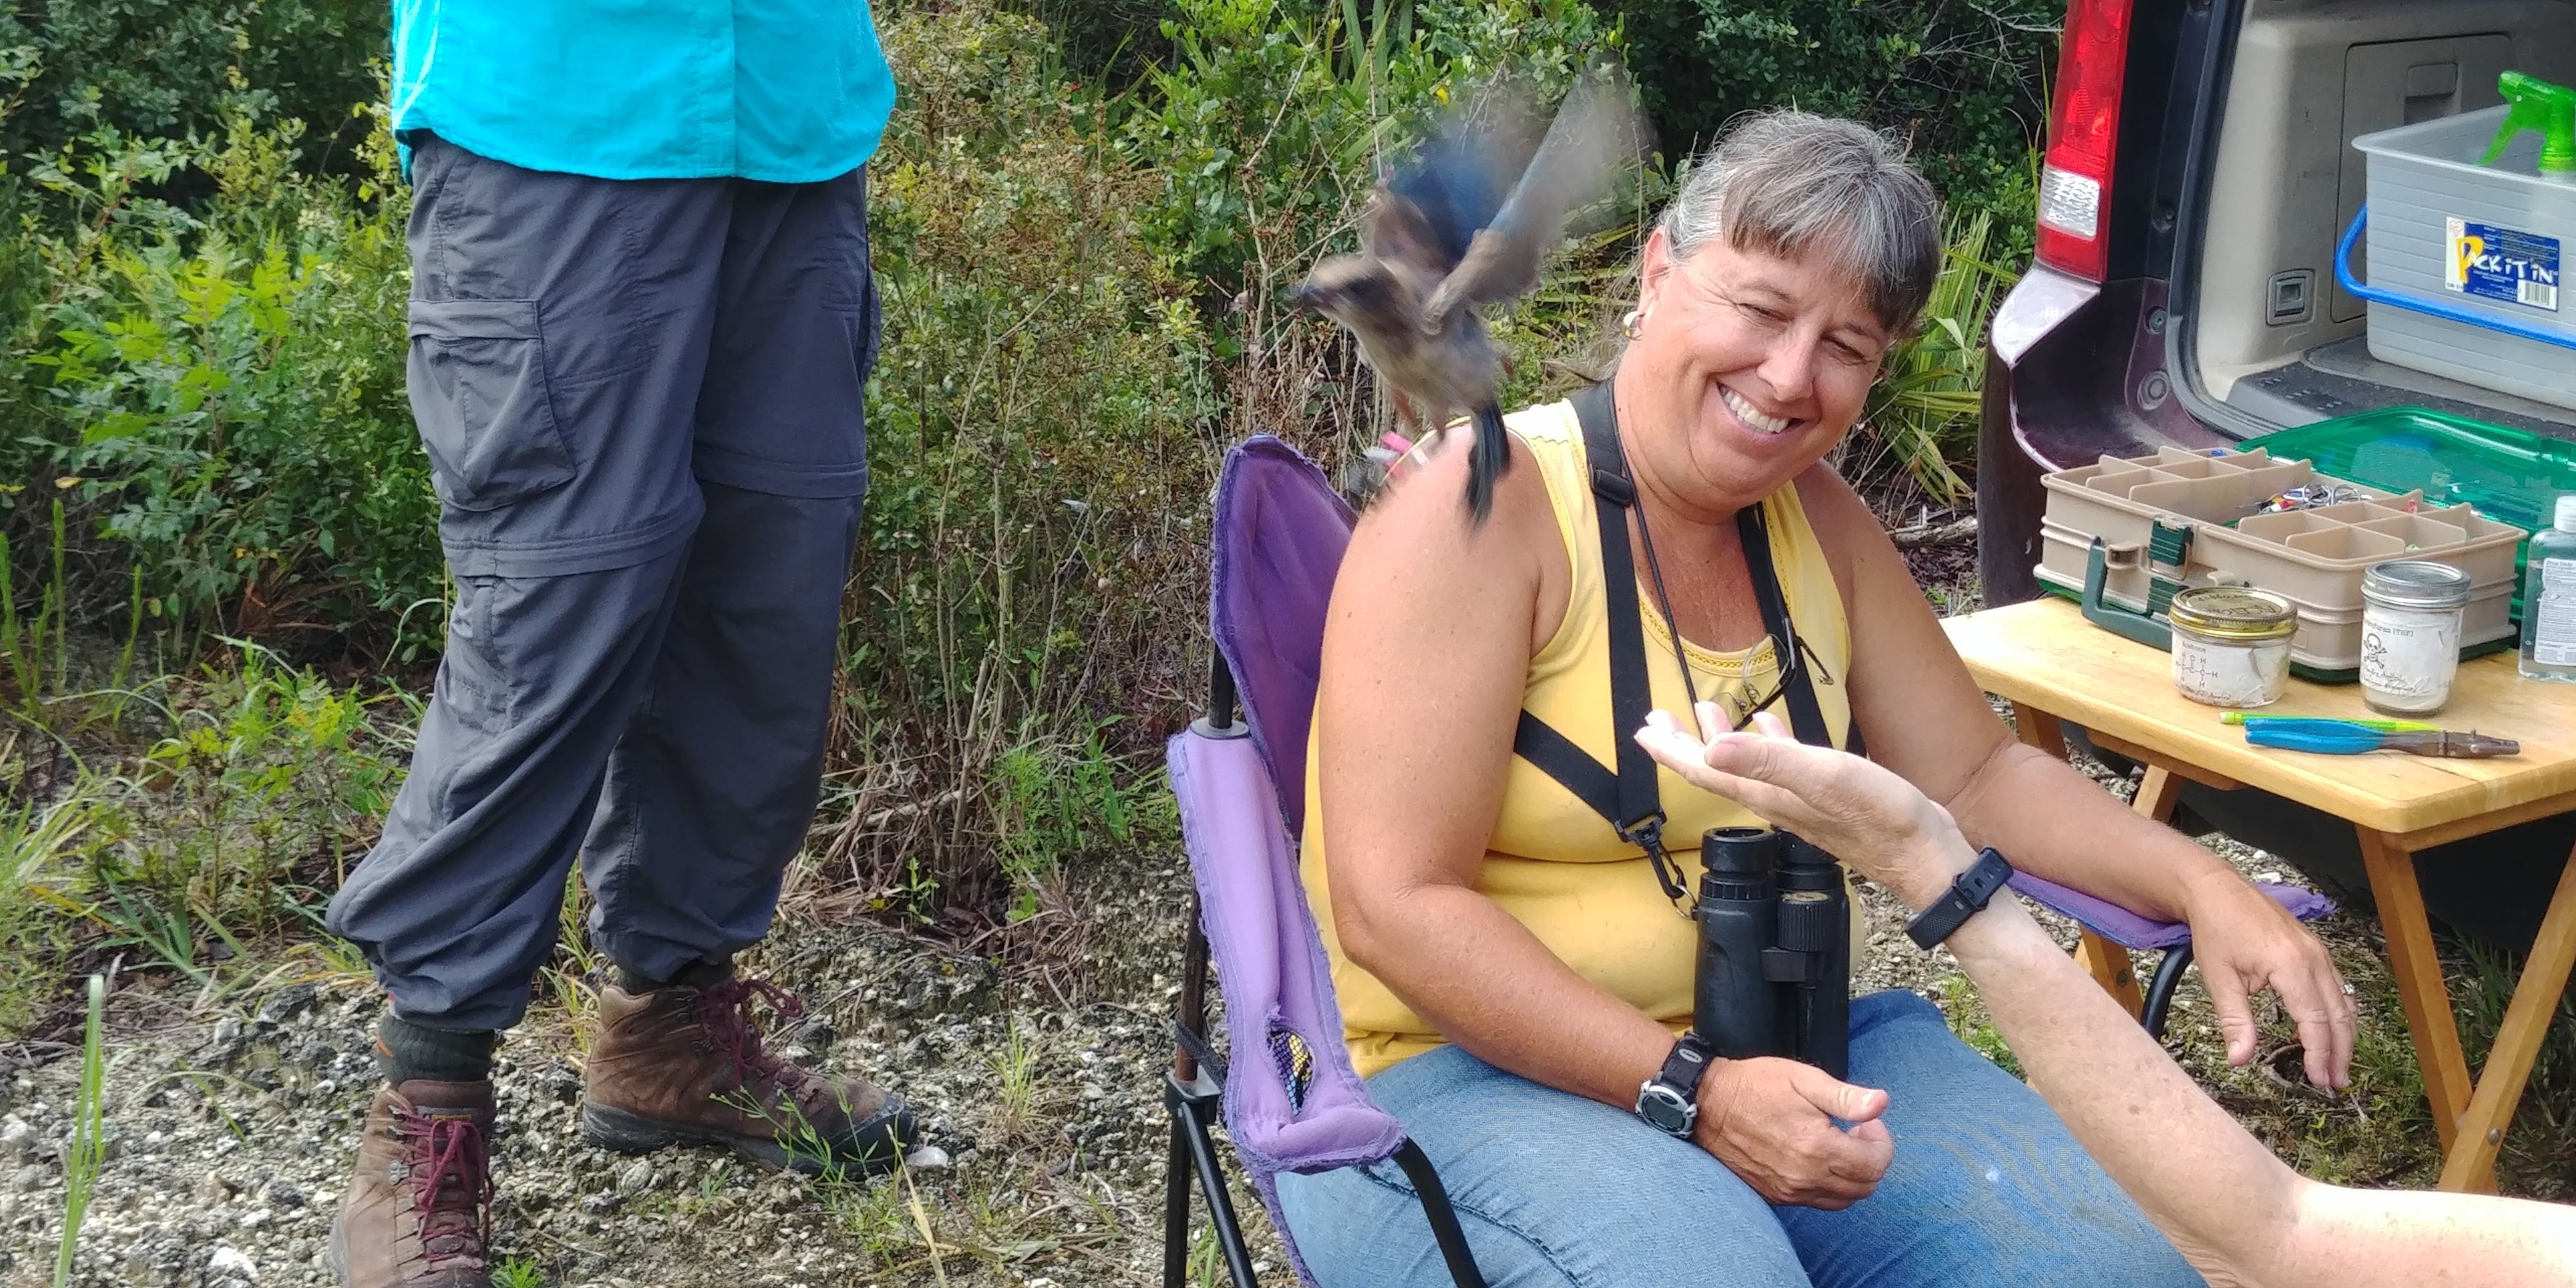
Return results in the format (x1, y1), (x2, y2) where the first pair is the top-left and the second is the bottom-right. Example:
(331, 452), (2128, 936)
(2036, 0), (2134, 281)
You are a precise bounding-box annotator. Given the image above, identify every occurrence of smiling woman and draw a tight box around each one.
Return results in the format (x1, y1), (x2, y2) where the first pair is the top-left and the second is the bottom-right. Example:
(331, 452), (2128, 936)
(1277, 111), (2359, 1287)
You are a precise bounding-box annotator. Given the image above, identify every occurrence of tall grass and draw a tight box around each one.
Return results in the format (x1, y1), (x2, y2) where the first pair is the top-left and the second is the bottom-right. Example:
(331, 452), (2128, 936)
(2, 646), (404, 1024)
(1849, 209), (2016, 510)
(53, 973), (107, 1287)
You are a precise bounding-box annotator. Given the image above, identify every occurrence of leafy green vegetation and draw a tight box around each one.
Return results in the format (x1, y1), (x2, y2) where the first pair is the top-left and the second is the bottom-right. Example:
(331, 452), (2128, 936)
(1852, 209), (2019, 508)
(1607, 0), (2056, 230)
(0, 0), (2058, 1019)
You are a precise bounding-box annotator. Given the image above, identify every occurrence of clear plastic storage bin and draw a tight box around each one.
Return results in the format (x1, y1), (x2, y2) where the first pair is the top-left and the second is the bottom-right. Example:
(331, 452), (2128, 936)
(2348, 106), (2576, 411)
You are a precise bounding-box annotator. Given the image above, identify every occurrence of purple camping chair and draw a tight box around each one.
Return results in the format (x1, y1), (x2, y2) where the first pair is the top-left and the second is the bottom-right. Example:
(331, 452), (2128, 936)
(2008, 869), (2335, 1039)
(1162, 436), (1482, 1287)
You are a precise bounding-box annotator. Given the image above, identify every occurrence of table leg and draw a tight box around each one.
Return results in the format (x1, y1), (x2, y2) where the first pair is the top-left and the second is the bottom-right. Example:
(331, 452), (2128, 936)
(2131, 764), (2185, 823)
(2074, 934), (2146, 1019)
(2436, 839), (2576, 1194)
(2356, 828), (2473, 1155)
(2011, 702), (2066, 758)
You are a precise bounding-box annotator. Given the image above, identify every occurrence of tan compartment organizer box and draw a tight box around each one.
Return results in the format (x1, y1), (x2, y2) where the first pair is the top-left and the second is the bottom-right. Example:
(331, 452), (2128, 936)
(2034, 447), (2525, 672)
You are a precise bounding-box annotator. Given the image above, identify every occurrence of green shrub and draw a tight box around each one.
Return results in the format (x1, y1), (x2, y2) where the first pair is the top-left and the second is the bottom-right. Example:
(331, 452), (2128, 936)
(17, 106), (434, 658)
(0, 0), (2032, 942)
(1852, 209), (2018, 507)
(1606, 0), (2055, 223)
(1121, 0), (1622, 303)
(0, 0), (387, 173)
(841, 1), (1215, 909)
(829, 0), (1639, 915)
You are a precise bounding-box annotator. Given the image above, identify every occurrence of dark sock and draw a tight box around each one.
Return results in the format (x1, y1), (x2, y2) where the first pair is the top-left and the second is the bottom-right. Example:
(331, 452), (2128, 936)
(616, 955), (729, 994)
(376, 1014), (498, 1086)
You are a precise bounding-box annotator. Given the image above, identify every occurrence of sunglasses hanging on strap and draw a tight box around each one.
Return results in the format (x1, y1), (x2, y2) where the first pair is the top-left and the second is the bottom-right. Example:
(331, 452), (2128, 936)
(1511, 376), (1843, 908)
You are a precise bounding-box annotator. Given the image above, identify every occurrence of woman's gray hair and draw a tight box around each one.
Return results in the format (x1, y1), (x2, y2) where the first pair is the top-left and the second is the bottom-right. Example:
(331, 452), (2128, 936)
(1658, 111), (1943, 334)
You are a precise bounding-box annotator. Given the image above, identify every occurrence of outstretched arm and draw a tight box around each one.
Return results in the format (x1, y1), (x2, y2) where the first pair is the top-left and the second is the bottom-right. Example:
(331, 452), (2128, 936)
(1637, 710), (2576, 1288)
(1795, 465), (2356, 1089)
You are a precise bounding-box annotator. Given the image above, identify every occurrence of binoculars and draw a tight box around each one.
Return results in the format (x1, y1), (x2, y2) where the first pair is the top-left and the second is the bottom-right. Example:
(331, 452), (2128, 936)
(1690, 825), (1852, 1079)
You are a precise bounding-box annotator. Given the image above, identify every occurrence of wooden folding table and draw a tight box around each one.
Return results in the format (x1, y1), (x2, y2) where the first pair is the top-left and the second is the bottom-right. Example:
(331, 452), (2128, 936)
(1943, 597), (2576, 1193)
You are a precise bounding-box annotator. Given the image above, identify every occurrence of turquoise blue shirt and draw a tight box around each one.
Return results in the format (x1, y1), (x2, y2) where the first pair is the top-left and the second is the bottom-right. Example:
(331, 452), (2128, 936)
(390, 1), (896, 183)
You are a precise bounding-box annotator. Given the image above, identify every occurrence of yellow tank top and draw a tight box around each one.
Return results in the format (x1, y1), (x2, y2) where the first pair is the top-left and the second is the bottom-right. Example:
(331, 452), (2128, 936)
(1302, 399), (1859, 1076)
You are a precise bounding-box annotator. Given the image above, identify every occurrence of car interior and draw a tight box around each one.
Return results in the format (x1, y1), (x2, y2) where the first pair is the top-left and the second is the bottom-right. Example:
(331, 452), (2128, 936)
(2178, 0), (2576, 441)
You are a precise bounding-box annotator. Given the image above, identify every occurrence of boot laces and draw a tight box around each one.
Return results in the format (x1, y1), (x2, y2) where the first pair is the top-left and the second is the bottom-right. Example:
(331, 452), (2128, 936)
(393, 1106), (491, 1264)
(697, 975), (808, 1089)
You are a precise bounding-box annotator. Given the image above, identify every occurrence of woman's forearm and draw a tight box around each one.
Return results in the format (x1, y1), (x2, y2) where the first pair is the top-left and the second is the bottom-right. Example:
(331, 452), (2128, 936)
(1944, 739), (2224, 921)
(1635, 715), (2573, 1284)
(1338, 879), (1676, 1110)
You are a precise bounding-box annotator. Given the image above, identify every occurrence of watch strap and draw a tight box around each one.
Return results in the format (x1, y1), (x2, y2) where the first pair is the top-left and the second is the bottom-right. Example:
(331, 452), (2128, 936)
(1635, 1033), (1713, 1136)
(1656, 1032), (1714, 1099)
(1906, 847), (2015, 950)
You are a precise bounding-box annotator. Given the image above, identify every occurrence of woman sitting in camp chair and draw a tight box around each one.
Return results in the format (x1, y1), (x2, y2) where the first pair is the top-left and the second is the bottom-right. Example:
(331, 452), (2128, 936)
(1286, 110), (2357, 1286)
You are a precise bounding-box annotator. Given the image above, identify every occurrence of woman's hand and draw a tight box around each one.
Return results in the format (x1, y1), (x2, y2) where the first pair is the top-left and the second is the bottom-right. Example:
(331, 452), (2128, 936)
(1635, 706), (1975, 910)
(1694, 1054), (1895, 1209)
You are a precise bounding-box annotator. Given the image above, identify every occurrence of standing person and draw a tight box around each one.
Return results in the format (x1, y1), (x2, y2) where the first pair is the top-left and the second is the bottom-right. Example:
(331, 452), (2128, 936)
(322, 4), (910, 1284)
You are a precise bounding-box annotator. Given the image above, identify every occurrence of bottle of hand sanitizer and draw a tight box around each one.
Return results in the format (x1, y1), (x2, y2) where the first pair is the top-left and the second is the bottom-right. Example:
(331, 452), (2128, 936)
(2523, 494), (2576, 682)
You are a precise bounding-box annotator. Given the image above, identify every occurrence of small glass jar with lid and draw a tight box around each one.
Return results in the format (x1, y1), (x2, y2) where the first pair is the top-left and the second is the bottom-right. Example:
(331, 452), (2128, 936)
(2359, 560), (2473, 716)
(2168, 586), (2297, 708)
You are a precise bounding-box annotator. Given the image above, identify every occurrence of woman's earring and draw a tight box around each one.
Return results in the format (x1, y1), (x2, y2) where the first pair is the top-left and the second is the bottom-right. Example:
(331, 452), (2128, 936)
(1619, 309), (1643, 341)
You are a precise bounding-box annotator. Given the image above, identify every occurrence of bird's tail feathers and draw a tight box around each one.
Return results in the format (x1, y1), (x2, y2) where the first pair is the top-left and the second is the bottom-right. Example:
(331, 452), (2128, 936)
(1463, 402), (1509, 526)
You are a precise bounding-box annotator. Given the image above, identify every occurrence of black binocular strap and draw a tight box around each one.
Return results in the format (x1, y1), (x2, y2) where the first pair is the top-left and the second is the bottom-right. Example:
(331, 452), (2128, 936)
(1511, 380), (1838, 900)
(1734, 494), (1834, 751)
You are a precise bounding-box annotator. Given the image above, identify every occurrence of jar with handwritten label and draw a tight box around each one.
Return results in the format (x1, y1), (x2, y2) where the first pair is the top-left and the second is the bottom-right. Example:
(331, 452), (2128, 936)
(2359, 560), (2471, 716)
(2167, 587), (2296, 708)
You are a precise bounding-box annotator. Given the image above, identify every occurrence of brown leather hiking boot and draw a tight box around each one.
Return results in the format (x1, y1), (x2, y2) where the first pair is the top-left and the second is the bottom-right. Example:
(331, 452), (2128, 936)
(578, 962), (914, 1176)
(329, 1081), (495, 1288)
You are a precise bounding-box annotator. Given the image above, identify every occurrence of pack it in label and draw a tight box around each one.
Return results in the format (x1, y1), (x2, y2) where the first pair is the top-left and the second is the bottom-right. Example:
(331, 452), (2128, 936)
(2445, 217), (2561, 311)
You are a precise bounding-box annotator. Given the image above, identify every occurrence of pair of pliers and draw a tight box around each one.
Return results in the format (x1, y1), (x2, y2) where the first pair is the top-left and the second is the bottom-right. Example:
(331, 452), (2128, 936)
(2243, 718), (2521, 757)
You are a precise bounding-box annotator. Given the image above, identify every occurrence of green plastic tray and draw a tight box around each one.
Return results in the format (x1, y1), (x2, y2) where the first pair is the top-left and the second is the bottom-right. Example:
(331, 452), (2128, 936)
(2242, 407), (2576, 622)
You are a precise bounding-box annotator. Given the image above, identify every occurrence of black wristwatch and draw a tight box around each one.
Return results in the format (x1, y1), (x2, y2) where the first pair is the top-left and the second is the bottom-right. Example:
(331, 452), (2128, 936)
(1634, 1033), (1714, 1138)
(1906, 846), (2015, 950)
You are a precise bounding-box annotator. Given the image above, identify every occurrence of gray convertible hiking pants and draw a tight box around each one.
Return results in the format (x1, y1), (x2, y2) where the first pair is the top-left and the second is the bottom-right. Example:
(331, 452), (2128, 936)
(325, 136), (878, 1032)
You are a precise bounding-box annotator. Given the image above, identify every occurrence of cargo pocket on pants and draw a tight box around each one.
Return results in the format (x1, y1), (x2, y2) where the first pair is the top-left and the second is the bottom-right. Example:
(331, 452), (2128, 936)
(408, 298), (575, 511)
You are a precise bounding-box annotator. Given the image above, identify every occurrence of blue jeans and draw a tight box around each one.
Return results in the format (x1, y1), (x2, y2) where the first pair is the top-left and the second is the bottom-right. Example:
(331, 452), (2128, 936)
(1276, 991), (2203, 1287)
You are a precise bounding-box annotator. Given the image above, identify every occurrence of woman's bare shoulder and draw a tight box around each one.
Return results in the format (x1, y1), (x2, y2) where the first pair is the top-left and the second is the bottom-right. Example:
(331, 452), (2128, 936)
(1786, 460), (1898, 610)
(1336, 423), (1565, 657)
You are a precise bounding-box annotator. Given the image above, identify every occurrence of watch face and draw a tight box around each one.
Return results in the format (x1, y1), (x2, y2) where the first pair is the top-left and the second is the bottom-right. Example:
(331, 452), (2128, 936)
(1636, 1083), (1695, 1136)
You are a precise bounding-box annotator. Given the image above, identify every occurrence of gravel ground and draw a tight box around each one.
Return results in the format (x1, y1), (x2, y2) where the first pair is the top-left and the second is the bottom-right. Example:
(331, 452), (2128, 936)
(0, 847), (1211, 1288)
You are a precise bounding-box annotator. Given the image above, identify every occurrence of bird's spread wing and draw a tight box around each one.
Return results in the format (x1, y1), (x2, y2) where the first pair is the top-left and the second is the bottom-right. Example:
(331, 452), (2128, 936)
(1379, 84), (1544, 273)
(1359, 186), (1451, 279)
(1424, 71), (1645, 327)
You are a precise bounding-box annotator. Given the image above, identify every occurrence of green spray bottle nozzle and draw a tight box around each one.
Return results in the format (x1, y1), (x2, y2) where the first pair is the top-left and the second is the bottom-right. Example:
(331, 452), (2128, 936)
(2486, 71), (2576, 178)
